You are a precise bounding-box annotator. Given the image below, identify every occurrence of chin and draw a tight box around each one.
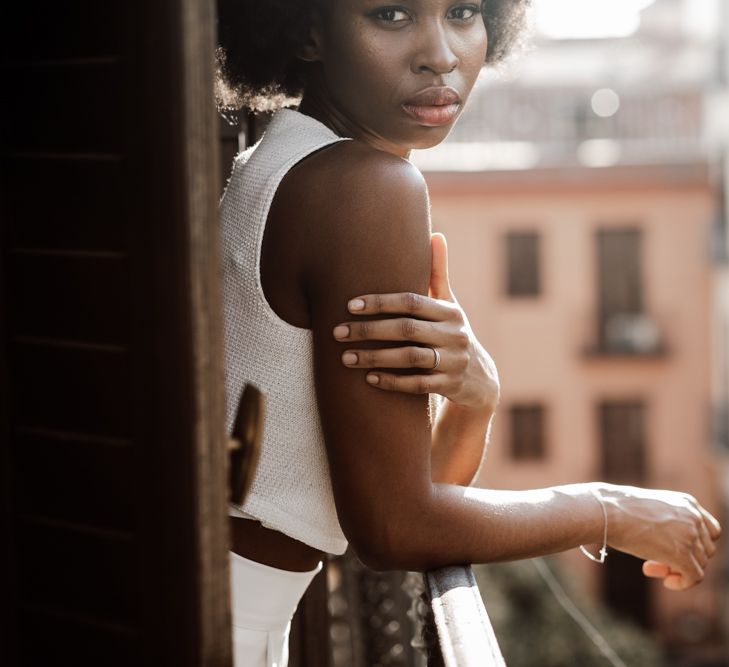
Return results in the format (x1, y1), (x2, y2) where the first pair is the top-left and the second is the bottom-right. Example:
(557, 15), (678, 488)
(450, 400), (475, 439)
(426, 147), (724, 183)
(406, 124), (455, 151)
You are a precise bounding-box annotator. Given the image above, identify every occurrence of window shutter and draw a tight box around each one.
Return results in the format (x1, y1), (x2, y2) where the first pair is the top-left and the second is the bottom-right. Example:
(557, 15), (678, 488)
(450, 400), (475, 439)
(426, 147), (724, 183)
(0, 2), (230, 665)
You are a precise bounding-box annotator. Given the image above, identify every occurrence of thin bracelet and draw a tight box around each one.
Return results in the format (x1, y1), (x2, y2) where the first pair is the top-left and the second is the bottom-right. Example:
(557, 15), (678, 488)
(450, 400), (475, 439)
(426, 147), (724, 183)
(579, 487), (608, 564)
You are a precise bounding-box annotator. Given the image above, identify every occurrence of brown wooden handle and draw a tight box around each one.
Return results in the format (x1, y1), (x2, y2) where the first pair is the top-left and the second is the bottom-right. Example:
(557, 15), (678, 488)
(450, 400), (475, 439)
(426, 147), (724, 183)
(229, 383), (265, 506)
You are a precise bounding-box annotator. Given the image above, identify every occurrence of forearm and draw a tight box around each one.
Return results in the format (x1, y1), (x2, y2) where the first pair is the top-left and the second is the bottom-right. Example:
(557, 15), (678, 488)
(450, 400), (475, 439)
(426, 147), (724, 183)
(368, 482), (604, 572)
(431, 398), (496, 486)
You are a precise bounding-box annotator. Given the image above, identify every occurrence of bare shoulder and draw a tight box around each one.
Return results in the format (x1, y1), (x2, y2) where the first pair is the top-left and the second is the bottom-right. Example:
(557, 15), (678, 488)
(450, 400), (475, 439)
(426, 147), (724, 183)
(275, 139), (432, 294)
(293, 138), (427, 199)
(285, 140), (430, 239)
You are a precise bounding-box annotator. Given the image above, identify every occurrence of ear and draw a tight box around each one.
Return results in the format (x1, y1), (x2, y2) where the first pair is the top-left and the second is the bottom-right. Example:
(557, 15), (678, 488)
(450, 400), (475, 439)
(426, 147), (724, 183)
(297, 23), (323, 63)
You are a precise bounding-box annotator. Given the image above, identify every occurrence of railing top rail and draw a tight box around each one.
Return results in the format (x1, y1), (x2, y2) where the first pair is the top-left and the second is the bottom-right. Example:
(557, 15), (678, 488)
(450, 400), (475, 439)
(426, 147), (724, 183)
(425, 566), (506, 667)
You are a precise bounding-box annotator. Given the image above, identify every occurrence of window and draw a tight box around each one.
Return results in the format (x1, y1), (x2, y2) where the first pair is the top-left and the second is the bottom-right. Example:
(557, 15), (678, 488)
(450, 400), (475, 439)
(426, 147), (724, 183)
(509, 404), (546, 460)
(599, 400), (649, 627)
(599, 401), (646, 485)
(505, 231), (540, 297)
(596, 228), (644, 351)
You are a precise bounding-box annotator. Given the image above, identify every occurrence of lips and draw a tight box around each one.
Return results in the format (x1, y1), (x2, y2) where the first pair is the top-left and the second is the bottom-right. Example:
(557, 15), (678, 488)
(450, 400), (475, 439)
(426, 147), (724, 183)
(402, 86), (462, 126)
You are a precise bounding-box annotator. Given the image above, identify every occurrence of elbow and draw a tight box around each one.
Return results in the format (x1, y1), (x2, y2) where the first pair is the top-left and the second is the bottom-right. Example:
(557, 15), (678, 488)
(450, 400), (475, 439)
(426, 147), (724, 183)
(350, 538), (430, 573)
(345, 511), (434, 573)
(350, 540), (408, 573)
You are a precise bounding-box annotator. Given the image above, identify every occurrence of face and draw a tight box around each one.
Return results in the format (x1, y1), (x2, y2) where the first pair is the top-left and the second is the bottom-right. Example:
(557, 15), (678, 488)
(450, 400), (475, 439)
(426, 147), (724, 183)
(305, 0), (488, 155)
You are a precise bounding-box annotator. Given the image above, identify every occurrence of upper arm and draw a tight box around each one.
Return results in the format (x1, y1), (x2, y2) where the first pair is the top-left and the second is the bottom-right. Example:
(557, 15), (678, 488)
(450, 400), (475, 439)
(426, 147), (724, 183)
(293, 144), (435, 562)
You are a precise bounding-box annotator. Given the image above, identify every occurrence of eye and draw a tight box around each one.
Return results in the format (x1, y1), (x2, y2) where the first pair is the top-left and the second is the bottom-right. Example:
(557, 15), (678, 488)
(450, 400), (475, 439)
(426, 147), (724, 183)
(371, 7), (411, 25)
(447, 4), (480, 21)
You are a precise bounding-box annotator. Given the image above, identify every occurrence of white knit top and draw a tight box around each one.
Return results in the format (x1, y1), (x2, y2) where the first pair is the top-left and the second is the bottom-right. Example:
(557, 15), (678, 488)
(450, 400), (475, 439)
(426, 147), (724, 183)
(220, 109), (351, 554)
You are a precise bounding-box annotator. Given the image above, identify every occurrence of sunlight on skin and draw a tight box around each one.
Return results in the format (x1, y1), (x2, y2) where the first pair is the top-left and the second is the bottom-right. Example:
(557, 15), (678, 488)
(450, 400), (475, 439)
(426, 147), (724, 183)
(463, 488), (704, 590)
(462, 486), (558, 506)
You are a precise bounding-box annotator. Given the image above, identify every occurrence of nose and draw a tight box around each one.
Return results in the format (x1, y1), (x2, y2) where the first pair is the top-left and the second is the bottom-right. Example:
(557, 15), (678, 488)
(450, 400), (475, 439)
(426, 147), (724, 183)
(410, 20), (459, 75)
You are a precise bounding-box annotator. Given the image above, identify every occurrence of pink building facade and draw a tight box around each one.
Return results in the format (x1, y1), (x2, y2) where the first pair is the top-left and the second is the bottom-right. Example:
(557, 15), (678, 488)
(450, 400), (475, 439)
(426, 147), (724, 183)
(426, 163), (725, 652)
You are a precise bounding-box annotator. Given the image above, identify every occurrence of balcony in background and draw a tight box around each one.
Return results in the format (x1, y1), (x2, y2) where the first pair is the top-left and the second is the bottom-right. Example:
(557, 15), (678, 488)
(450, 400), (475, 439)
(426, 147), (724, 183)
(583, 311), (668, 358)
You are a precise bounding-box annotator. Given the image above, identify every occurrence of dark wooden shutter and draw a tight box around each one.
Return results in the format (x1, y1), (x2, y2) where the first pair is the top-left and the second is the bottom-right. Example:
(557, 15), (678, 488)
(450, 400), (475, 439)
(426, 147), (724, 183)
(509, 404), (546, 460)
(1, 2), (230, 665)
(596, 228), (643, 347)
(599, 401), (646, 485)
(505, 231), (540, 297)
(598, 401), (649, 627)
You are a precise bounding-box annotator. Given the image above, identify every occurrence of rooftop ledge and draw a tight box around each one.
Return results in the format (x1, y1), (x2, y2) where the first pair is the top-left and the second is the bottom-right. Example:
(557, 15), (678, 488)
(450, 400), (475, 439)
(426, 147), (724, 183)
(419, 161), (711, 196)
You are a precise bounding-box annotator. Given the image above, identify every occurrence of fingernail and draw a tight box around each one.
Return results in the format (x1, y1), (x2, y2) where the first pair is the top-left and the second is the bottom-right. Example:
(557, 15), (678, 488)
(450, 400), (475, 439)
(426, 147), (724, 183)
(342, 352), (358, 365)
(366, 374), (379, 385)
(333, 325), (350, 339)
(348, 298), (365, 311)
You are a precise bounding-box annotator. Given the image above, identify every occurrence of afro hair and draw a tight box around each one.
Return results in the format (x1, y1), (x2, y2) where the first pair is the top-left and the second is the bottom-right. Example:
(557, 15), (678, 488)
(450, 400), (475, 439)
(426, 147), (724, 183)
(216, 0), (531, 112)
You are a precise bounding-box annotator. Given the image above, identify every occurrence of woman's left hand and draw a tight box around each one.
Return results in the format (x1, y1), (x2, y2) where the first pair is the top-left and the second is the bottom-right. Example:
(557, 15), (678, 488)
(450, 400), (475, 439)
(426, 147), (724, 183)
(333, 233), (500, 412)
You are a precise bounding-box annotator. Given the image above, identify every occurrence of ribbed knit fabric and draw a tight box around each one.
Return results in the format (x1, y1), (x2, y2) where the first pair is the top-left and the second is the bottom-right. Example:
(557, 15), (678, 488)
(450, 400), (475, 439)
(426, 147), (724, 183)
(220, 109), (351, 554)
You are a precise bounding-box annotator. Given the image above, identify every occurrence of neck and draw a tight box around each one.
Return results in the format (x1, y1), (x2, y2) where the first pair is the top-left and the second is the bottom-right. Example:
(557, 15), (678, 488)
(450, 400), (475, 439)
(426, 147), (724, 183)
(298, 84), (410, 159)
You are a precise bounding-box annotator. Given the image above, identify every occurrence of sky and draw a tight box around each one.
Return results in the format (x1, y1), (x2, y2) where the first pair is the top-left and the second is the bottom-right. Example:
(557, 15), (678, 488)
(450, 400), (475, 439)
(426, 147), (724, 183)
(534, 0), (656, 39)
(533, 0), (718, 40)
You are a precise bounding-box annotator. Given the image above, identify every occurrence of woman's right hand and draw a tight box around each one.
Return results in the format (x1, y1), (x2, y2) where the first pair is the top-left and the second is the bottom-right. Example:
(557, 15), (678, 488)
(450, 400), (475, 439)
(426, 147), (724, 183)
(600, 484), (721, 590)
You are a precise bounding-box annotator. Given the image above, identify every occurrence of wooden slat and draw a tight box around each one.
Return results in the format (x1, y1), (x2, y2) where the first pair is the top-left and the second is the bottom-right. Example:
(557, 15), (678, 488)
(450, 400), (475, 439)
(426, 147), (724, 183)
(0, 3), (122, 62)
(14, 518), (135, 625)
(12, 430), (134, 531)
(11, 341), (131, 436)
(2, 64), (123, 154)
(179, 0), (230, 661)
(120, 0), (229, 663)
(8, 253), (129, 344)
(4, 157), (126, 252)
(16, 607), (139, 667)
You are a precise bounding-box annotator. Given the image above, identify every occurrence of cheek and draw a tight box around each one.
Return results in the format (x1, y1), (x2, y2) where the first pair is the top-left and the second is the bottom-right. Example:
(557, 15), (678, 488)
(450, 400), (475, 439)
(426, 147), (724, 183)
(461, 26), (488, 77)
(326, 33), (405, 104)
(452, 29), (487, 98)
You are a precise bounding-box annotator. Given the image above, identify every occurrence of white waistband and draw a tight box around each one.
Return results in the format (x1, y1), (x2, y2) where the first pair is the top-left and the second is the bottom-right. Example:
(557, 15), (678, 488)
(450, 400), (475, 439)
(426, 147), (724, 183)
(229, 551), (322, 631)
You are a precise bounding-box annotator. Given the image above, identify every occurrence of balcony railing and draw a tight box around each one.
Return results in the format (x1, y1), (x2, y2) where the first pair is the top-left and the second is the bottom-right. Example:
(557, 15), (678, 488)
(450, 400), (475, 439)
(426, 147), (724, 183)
(233, 385), (507, 666)
(579, 311), (669, 359)
(422, 566), (506, 667)
(316, 553), (506, 667)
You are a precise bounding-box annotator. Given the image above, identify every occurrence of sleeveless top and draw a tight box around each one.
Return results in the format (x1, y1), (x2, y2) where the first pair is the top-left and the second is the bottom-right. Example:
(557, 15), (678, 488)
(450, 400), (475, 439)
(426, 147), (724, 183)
(220, 109), (350, 554)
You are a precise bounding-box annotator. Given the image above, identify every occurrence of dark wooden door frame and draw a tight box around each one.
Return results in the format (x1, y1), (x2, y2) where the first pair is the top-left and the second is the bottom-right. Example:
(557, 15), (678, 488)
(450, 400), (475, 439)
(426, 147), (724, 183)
(125, 0), (229, 664)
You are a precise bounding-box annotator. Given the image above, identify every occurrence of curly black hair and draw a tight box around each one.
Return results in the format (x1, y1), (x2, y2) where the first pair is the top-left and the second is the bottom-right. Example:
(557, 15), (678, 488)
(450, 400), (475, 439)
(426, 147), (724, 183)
(216, 0), (531, 112)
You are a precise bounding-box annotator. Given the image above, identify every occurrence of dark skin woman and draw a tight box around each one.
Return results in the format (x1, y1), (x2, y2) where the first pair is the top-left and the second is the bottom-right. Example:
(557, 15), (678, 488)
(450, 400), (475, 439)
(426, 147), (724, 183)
(221, 0), (720, 592)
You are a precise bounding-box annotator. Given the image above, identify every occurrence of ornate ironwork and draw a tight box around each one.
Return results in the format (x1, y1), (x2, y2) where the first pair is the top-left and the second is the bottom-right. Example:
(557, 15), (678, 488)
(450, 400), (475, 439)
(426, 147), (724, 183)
(327, 550), (425, 667)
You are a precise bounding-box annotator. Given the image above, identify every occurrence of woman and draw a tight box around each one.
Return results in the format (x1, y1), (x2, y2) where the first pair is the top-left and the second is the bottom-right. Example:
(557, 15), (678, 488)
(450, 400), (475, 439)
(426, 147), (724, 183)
(217, 1), (721, 665)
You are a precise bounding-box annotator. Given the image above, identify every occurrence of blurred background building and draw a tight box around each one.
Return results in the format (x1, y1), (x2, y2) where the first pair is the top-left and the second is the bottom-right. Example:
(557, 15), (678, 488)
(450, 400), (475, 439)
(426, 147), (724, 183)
(413, 0), (729, 664)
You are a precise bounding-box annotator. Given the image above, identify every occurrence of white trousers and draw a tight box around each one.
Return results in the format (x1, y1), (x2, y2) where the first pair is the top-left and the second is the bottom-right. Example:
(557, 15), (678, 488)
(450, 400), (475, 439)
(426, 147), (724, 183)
(229, 551), (322, 667)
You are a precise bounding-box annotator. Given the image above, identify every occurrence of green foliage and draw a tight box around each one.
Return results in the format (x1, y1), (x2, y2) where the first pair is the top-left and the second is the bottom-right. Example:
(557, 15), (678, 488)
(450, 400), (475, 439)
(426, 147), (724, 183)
(473, 558), (666, 667)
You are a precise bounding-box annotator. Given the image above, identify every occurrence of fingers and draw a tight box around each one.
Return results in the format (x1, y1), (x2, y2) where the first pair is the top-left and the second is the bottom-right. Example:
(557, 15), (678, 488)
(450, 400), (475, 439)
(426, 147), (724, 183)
(688, 500), (720, 570)
(643, 562), (692, 591)
(344, 291), (458, 321)
(698, 505), (722, 540)
(365, 371), (444, 395)
(334, 317), (445, 345)
(698, 521), (717, 561)
(630, 492), (720, 592)
(663, 573), (685, 591)
(643, 560), (671, 578)
(655, 552), (705, 591)
(429, 232), (453, 301)
(341, 346), (441, 370)
(669, 553), (705, 591)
